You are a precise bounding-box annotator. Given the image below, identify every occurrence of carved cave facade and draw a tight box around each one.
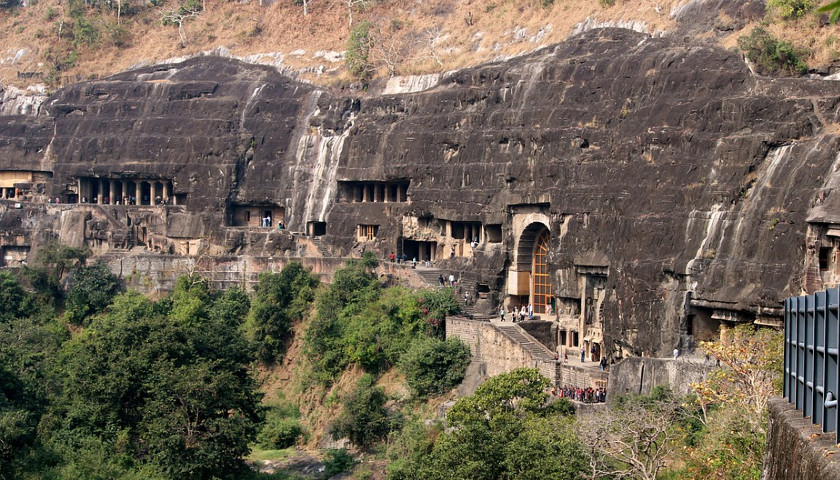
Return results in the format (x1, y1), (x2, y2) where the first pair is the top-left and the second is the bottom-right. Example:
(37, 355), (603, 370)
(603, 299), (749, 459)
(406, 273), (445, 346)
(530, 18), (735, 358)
(4, 28), (840, 359)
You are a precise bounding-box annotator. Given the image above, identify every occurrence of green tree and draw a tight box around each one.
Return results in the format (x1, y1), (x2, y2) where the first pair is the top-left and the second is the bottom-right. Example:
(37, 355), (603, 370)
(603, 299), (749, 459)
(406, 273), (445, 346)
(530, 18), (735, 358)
(305, 254), (380, 382)
(21, 241), (90, 307)
(0, 365), (38, 479)
(244, 262), (318, 363)
(47, 287), (262, 479)
(0, 270), (32, 322)
(502, 415), (587, 480)
(405, 369), (583, 480)
(0, 276), (69, 478)
(64, 262), (123, 325)
(330, 374), (394, 450)
(346, 20), (374, 79)
(398, 336), (470, 398)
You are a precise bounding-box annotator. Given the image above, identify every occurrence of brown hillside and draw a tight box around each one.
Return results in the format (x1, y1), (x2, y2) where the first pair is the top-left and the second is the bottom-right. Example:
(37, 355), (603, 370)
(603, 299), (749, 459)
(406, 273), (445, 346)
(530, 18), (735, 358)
(4, 0), (677, 89)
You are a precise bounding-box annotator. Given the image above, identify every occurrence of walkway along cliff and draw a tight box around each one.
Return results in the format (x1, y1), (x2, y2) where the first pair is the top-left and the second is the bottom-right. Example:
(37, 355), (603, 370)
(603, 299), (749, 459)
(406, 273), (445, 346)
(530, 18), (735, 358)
(2, 27), (840, 360)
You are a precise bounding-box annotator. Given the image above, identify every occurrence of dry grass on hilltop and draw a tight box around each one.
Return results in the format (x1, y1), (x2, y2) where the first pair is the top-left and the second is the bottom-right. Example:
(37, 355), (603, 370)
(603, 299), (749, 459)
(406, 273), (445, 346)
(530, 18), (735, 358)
(2, 0), (840, 90)
(1, 0), (676, 89)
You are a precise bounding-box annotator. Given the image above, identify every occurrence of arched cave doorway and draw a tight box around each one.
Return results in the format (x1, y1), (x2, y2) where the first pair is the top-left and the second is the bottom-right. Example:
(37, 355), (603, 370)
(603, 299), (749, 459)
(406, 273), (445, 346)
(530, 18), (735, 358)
(517, 223), (553, 314)
(532, 229), (552, 314)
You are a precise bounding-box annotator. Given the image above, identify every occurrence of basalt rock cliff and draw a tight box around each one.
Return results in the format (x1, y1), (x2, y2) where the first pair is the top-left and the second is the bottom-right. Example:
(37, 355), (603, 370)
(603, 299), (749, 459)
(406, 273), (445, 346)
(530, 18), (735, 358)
(2, 27), (839, 358)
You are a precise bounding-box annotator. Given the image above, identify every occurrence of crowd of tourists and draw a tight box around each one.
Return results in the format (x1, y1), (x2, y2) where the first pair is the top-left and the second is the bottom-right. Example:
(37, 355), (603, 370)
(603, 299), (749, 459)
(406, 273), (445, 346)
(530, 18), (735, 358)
(551, 385), (606, 403)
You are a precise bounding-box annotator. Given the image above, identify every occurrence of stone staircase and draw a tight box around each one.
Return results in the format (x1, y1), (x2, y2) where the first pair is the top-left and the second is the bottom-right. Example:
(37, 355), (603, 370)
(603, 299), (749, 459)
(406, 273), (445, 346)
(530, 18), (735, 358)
(311, 237), (332, 257)
(495, 324), (556, 362)
(412, 267), (481, 317)
(415, 268), (444, 285)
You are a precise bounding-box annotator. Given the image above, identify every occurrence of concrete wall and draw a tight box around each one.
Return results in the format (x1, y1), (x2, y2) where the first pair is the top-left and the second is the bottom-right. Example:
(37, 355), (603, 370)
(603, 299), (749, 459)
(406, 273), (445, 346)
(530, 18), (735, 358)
(764, 397), (840, 480)
(608, 357), (712, 398)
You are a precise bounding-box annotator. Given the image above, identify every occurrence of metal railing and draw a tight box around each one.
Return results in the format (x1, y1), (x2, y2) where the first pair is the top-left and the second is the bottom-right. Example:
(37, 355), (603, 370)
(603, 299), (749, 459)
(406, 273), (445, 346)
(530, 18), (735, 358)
(784, 287), (840, 442)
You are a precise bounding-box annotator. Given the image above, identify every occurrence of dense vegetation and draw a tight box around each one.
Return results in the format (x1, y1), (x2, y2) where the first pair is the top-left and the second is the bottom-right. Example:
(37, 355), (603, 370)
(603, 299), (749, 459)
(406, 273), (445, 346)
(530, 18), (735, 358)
(0, 247), (472, 478)
(0, 245), (782, 480)
(303, 253), (460, 384)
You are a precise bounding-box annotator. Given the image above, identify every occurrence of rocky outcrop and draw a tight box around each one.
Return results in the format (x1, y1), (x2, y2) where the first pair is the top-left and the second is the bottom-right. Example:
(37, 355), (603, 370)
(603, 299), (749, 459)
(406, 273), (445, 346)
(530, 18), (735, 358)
(2, 27), (840, 357)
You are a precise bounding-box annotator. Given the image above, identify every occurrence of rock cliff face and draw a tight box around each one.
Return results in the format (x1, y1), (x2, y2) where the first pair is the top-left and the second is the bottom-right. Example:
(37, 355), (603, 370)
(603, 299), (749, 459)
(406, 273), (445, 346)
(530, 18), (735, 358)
(2, 27), (840, 357)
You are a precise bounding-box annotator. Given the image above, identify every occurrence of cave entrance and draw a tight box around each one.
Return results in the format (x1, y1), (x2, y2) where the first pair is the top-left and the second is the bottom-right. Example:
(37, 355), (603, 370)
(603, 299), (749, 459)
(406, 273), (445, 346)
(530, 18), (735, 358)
(532, 228), (551, 314)
(403, 240), (437, 262)
(515, 222), (552, 314)
(140, 182), (151, 205)
(308, 221), (326, 237)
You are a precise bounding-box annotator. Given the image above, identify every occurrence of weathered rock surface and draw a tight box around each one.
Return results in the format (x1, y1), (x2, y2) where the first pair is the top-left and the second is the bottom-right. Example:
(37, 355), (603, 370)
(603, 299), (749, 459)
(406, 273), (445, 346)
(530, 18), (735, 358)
(2, 27), (840, 356)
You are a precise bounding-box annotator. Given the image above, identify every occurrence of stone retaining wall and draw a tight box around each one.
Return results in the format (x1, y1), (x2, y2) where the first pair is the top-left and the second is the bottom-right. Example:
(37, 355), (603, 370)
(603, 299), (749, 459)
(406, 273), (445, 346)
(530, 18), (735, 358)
(763, 396), (840, 480)
(447, 316), (606, 388)
(608, 357), (711, 397)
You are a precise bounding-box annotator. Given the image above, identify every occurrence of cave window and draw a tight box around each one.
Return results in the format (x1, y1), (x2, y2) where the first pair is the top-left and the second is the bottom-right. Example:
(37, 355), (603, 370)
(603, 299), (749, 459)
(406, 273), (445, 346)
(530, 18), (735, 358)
(308, 221), (327, 237)
(820, 247), (833, 271)
(486, 224), (503, 243)
(358, 224), (378, 241)
(451, 222), (465, 239)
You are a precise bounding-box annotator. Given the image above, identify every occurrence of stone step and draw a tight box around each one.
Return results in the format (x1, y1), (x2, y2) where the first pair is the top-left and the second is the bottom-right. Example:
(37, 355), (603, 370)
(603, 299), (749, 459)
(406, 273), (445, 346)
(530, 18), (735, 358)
(311, 237), (332, 257)
(495, 325), (555, 361)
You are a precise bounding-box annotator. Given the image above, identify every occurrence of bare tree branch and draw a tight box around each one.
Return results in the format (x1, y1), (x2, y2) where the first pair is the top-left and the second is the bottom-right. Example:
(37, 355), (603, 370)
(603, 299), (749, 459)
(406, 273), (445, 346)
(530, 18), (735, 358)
(578, 396), (681, 480)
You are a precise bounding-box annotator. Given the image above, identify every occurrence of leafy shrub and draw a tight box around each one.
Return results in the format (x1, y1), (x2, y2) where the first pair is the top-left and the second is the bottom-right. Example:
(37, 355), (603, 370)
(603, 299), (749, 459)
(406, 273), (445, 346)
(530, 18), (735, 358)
(416, 287), (460, 337)
(330, 374), (396, 449)
(322, 448), (358, 478)
(598, 0), (615, 7)
(305, 255), (463, 384)
(257, 404), (303, 449)
(399, 337), (471, 398)
(768, 0), (815, 19)
(738, 27), (808, 75)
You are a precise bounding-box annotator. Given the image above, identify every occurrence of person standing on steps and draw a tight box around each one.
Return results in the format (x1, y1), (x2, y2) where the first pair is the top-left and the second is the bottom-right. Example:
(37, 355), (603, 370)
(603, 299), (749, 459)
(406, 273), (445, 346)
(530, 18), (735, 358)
(500, 306), (506, 321)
